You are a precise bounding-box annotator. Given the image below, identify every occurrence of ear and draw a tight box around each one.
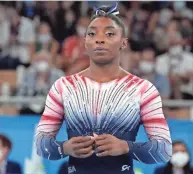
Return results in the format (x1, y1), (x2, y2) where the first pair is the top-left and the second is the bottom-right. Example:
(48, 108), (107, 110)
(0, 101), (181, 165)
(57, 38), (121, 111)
(121, 38), (128, 50)
(84, 37), (88, 49)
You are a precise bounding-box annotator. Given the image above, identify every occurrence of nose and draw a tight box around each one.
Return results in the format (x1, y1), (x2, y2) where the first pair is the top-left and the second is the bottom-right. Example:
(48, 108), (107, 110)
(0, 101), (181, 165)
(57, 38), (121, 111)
(95, 34), (105, 44)
(96, 40), (105, 44)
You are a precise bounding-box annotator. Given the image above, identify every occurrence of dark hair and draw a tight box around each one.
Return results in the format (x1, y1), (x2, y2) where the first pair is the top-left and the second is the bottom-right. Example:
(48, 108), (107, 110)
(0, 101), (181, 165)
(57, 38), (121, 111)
(89, 3), (127, 37)
(172, 140), (188, 150)
(163, 140), (192, 174)
(0, 134), (12, 150)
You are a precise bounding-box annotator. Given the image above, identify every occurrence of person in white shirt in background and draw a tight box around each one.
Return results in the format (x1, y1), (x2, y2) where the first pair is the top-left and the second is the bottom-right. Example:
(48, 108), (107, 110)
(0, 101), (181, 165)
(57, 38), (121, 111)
(155, 19), (193, 100)
(0, 5), (10, 53)
(8, 10), (36, 65)
(17, 51), (64, 115)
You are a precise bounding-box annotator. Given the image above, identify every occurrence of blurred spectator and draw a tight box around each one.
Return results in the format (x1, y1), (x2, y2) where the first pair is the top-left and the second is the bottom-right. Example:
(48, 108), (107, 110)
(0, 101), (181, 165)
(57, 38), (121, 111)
(20, 1), (37, 20)
(139, 47), (171, 99)
(61, 16), (90, 73)
(8, 10), (36, 64)
(156, 40), (193, 100)
(127, 2), (153, 49)
(129, 50), (141, 77)
(30, 22), (59, 65)
(17, 51), (64, 115)
(157, 8), (173, 28)
(173, 2), (193, 20)
(0, 5), (10, 53)
(154, 19), (182, 54)
(53, 6), (77, 44)
(154, 141), (193, 174)
(180, 17), (193, 51)
(39, 2), (81, 43)
(0, 134), (22, 174)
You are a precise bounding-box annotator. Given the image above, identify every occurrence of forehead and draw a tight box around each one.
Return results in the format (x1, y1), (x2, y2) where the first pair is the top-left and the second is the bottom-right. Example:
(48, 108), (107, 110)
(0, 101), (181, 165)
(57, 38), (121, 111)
(173, 143), (186, 151)
(88, 17), (121, 30)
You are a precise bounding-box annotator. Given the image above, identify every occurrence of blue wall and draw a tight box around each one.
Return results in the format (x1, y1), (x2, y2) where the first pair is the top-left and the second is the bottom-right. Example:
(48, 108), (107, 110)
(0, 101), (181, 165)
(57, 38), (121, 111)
(0, 116), (193, 174)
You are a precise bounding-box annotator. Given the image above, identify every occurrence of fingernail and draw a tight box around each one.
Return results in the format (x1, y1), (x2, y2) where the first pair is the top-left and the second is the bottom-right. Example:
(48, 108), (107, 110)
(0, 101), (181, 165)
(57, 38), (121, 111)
(93, 133), (98, 137)
(90, 136), (95, 140)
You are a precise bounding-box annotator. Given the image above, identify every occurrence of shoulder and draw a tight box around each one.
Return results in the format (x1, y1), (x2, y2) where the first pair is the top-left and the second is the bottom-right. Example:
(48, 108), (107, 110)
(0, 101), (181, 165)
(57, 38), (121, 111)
(131, 74), (154, 90)
(122, 73), (151, 89)
(7, 160), (21, 170)
(54, 75), (77, 86)
(154, 166), (165, 174)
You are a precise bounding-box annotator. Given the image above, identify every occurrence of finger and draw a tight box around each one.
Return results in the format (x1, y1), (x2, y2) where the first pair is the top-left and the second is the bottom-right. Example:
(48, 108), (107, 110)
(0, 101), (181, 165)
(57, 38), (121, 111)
(96, 145), (111, 152)
(72, 136), (91, 143)
(93, 133), (99, 138)
(96, 150), (110, 157)
(76, 146), (93, 155)
(73, 139), (95, 150)
(95, 139), (109, 146)
(77, 150), (94, 158)
(96, 134), (109, 140)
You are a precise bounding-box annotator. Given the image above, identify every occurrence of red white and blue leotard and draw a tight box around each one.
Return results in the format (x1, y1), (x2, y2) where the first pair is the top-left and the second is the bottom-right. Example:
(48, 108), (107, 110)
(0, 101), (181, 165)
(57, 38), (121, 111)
(35, 73), (172, 174)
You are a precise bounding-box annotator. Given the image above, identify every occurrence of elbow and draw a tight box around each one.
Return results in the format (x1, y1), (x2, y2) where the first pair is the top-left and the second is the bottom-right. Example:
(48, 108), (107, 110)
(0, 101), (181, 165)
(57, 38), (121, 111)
(158, 140), (173, 164)
(164, 142), (173, 163)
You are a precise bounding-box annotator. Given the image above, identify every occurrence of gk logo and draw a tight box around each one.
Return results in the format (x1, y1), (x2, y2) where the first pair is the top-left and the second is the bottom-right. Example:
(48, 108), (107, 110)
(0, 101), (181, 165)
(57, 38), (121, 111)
(121, 165), (130, 171)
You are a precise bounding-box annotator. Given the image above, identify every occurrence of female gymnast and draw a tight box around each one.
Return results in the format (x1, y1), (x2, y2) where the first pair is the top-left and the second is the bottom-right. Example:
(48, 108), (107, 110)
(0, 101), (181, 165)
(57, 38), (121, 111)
(35, 3), (172, 174)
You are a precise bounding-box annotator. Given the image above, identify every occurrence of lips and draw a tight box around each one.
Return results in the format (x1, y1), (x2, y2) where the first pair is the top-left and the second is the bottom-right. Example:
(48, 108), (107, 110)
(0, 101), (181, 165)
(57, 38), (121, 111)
(94, 47), (108, 52)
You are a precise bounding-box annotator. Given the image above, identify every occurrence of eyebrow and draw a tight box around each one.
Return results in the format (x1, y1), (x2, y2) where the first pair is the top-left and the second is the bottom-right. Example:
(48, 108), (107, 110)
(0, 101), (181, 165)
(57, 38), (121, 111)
(88, 26), (116, 30)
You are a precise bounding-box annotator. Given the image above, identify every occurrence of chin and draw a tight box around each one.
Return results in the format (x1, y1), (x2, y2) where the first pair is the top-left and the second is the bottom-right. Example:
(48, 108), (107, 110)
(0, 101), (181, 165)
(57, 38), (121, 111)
(92, 57), (113, 66)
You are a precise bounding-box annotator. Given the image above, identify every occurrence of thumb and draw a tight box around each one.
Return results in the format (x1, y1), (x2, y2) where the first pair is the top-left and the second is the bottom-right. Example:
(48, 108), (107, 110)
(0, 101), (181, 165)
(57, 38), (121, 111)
(93, 133), (99, 138)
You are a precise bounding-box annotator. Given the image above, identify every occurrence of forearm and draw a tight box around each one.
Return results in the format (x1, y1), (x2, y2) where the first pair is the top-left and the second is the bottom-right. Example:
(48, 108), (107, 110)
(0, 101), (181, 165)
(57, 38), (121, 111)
(127, 139), (172, 164)
(36, 133), (67, 160)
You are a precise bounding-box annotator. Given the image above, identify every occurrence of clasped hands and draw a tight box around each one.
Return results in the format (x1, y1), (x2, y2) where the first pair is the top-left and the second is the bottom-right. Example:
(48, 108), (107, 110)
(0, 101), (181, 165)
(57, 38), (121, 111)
(63, 133), (129, 158)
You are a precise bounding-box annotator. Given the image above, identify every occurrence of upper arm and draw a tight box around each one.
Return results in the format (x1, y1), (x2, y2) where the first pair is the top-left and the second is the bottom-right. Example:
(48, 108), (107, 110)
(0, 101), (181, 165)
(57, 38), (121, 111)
(36, 78), (65, 136)
(140, 80), (172, 144)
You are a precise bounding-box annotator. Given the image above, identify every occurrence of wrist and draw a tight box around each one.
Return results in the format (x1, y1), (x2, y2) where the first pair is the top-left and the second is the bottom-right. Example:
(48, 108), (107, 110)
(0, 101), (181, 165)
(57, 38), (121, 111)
(63, 141), (69, 156)
(121, 140), (129, 154)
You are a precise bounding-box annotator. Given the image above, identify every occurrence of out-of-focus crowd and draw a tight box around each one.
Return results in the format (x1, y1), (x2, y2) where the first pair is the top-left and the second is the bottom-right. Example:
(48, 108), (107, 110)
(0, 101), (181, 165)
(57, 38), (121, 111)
(0, 1), (193, 116)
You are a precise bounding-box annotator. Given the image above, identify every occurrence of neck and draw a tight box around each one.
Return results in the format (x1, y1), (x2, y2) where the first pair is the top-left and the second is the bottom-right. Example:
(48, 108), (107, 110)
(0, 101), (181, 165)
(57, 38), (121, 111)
(87, 60), (124, 82)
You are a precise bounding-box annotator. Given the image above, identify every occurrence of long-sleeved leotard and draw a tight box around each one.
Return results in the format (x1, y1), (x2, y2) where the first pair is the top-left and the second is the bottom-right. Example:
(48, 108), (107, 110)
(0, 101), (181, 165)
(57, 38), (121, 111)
(35, 73), (172, 174)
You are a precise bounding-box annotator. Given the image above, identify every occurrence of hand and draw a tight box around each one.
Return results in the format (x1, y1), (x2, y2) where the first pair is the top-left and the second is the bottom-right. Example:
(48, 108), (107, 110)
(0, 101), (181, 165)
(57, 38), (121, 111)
(63, 136), (95, 158)
(95, 134), (129, 157)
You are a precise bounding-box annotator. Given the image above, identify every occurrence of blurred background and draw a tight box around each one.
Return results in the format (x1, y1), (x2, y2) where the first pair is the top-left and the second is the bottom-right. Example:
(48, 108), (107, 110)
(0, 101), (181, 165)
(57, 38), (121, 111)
(0, 1), (193, 174)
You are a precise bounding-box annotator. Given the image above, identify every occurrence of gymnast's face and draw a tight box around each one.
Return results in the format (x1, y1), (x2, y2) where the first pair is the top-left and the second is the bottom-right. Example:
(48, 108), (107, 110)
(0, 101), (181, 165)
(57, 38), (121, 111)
(85, 17), (127, 66)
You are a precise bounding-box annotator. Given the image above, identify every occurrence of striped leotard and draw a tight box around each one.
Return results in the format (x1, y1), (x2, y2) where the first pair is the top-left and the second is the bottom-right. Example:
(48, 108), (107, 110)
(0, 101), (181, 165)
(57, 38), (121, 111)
(35, 73), (172, 174)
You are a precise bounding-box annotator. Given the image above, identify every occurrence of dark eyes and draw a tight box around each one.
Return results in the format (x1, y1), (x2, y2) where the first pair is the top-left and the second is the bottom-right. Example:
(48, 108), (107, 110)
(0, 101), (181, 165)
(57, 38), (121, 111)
(87, 32), (95, 37)
(87, 32), (115, 37)
(106, 33), (115, 37)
